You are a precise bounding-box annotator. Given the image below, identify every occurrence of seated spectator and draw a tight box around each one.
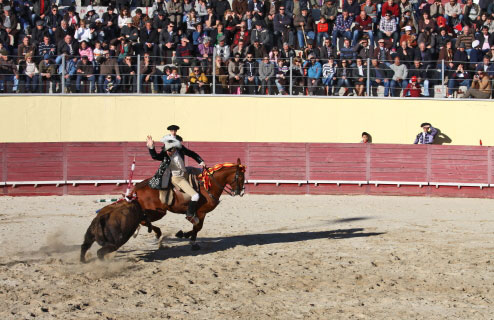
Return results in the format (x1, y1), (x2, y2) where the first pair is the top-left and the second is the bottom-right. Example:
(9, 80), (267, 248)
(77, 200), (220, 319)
(353, 11), (373, 47)
(414, 123), (437, 144)
(414, 42), (433, 68)
(75, 55), (95, 93)
(160, 23), (178, 65)
(389, 56), (408, 97)
(259, 55), (275, 95)
(98, 50), (120, 93)
(273, 6), (293, 48)
(74, 20), (92, 43)
(280, 42), (296, 59)
(434, 27), (452, 53)
(55, 20), (74, 45)
(344, 0), (361, 18)
(294, 8), (315, 49)
(45, 5), (63, 37)
(232, 40), (248, 58)
(334, 59), (353, 96)
(339, 38), (357, 62)
(397, 40), (415, 65)
(462, 0), (480, 27)
(176, 36), (195, 79)
(316, 16), (330, 46)
(378, 11), (399, 50)
(322, 56), (337, 95)
(381, 0), (400, 19)
(139, 53), (158, 93)
(354, 38), (373, 62)
(120, 56), (137, 93)
(192, 24), (207, 47)
(317, 37), (336, 62)
(188, 67), (209, 94)
(303, 54), (322, 95)
(321, 0), (339, 27)
(104, 75), (115, 93)
(248, 40), (268, 62)
(447, 63), (471, 98)
(139, 21), (160, 58)
(17, 36), (36, 63)
(403, 75), (422, 97)
(38, 35), (56, 59)
(373, 38), (392, 66)
(418, 12), (436, 34)
(463, 71), (491, 99)
(214, 36), (231, 62)
(352, 57), (366, 96)
(292, 57), (305, 95)
(162, 67), (181, 93)
(233, 21), (251, 47)
(275, 59), (289, 95)
(213, 56), (229, 94)
(32, 20), (50, 46)
(476, 26), (494, 55)
(64, 6), (79, 29)
(399, 26), (417, 50)
(79, 41), (94, 62)
(456, 25), (474, 54)
(408, 59), (430, 97)
(38, 54), (58, 93)
(429, 0), (444, 19)
(228, 52), (244, 94)
(60, 55), (78, 93)
(19, 53), (38, 93)
(444, 0), (461, 27)
(369, 57), (391, 97)
(243, 53), (259, 94)
(332, 10), (353, 50)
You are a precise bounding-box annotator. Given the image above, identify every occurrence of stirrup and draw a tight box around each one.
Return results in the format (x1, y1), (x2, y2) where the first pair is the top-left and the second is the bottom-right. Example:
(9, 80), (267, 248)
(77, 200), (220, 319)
(186, 215), (199, 226)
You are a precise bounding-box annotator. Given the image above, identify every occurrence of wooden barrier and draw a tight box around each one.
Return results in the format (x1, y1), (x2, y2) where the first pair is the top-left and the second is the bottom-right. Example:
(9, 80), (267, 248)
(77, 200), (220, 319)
(1, 142), (494, 198)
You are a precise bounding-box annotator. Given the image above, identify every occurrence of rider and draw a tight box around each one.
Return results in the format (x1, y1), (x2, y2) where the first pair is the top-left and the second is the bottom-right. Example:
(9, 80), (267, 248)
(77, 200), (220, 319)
(146, 132), (206, 226)
(167, 124), (183, 142)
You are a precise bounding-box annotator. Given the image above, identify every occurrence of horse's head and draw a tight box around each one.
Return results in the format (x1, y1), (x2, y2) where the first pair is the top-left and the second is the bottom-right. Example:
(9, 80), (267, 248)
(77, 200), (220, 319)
(227, 158), (246, 197)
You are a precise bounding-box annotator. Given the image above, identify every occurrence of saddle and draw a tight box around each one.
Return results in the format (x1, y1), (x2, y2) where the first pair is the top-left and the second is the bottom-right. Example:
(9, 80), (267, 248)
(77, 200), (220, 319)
(159, 167), (202, 206)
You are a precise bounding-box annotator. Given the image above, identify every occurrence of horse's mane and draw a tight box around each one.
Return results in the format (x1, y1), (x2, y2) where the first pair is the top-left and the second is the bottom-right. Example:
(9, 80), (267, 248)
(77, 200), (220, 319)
(134, 178), (151, 191)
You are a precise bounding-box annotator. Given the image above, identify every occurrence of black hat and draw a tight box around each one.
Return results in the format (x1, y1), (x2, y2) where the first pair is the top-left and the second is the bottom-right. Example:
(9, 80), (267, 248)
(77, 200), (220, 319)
(167, 125), (180, 131)
(420, 122), (431, 128)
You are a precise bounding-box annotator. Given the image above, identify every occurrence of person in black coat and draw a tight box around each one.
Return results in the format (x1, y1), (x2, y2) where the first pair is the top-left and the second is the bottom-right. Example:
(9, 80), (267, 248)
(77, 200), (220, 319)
(139, 20), (159, 57)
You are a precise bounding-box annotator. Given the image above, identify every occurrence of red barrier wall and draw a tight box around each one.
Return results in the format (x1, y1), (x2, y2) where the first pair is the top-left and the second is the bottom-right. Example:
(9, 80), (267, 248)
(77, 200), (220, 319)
(2, 142), (494, 198)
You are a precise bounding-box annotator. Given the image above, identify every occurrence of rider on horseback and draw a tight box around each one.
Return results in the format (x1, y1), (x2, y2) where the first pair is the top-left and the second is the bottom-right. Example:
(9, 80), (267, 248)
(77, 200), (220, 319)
(146, 133), (206, 225)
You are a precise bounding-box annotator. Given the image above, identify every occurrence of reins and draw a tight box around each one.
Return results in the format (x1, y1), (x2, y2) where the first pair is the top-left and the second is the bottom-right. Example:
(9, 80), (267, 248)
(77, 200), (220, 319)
(201, 165), (244, 201)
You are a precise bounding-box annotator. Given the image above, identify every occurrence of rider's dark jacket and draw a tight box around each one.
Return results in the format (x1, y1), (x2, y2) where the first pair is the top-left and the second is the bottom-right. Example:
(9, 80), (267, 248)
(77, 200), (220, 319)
(148, 145), (204, 189)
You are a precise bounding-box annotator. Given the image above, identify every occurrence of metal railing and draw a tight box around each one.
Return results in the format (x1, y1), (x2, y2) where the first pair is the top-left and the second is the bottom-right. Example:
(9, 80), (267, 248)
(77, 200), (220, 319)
(0, 54), (492, 99)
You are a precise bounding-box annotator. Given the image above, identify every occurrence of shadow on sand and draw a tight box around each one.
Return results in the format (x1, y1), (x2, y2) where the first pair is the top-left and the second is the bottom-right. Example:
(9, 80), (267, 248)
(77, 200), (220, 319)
(133, 227), (385, 262)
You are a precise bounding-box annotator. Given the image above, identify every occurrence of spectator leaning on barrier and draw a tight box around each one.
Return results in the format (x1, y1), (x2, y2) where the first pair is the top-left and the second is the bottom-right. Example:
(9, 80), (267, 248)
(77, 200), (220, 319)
(414, 123), (437, 144)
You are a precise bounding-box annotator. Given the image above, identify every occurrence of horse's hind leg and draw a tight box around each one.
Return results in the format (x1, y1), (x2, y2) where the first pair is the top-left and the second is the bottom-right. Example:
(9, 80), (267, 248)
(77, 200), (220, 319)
(80, 228), (95, 263)
(152, 226), (162, 239)
(97, 244), (118, 261)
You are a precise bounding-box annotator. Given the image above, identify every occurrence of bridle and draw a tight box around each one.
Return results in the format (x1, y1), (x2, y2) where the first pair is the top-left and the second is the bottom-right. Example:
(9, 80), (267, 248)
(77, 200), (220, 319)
(203, 165), (245, 200)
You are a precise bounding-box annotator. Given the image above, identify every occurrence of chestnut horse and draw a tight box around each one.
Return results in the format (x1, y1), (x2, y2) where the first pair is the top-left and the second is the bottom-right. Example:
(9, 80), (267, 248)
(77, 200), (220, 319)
(134, 158), (246, 250)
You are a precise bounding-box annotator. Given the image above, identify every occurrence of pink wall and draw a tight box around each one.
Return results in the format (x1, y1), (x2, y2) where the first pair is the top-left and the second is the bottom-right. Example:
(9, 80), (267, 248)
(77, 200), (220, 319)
(1, 142), (493, 198)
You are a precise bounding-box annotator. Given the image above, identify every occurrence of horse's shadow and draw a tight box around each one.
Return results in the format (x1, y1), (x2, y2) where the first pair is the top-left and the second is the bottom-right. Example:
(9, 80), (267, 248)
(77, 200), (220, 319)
(133, 227), (385, 262)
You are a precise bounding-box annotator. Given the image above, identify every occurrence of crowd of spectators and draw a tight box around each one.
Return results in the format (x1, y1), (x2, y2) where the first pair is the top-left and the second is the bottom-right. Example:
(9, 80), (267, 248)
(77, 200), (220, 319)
(0, 0), (493, 97)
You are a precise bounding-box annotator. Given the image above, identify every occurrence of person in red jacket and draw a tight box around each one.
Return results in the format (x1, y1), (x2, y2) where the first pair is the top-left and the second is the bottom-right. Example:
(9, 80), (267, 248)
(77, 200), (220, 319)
(381, 0), (400, 18)
(403, 76), (422, 97)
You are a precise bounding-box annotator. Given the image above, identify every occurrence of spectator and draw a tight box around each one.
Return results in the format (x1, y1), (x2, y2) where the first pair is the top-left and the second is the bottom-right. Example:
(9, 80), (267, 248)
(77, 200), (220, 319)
(373, 38), (392, 66)
(414, 123), (437, 144)
(60, 55), (78, 93)
(354, 38), (373, 61)
(378, 11), (399, 50)
(45, 5), (63, 37)
(243, 53), (259, 94)
(403, 75), (422, 97)
(176, 36), (195, 79)
(352, 57), (366, 96)
(259, 55), (275, 95)
(214, 36), (231, 62)
(75, 55), (95, 93)
(139, 53), (158, 93)
(369, 57), (391, 97)
(444, 0), (461, 27)
(339, 38), (356, 62)
(332, 10), (353, 50)
(397, 39), (415, 65)
(303, 53), (322, 95)
(462, 0), (480, 27)
(294, 8), (315, 49)
(213, 56), (229, 94)
(32, 20), (50, 46)
(17, 36), (36, 63)
(381, 0), (399, 19)
(334, 59), (353, 96)
(38, 35), (56, 58)
(98, 50), (120, 93)
(344, 0), (361, 18)
(120, 55), (137, 93)
(163, 67), (181, 93)
(322, 56), (337, 95)
(275, 59), (289, 95)
(19, 53), (39, 93)
(160, 23), (178, 65)
(354, 11), (373, 47)
(251, 21), (271, 49)
(408, 59), (430, 97)
(316, 16), (329, 46)
(321, 0), (339, 27)
(228, 52), (243, 94)
(38, 54), (58, 93)
(389, 56), (408, 96)
(463, 71), (491, 99)
(447, 63), (471, 98)
(188, 67), (209, 94)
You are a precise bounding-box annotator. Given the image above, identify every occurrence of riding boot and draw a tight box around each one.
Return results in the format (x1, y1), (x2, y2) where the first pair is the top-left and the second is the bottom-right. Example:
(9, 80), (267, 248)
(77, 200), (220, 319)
(186, 200), (199, 225)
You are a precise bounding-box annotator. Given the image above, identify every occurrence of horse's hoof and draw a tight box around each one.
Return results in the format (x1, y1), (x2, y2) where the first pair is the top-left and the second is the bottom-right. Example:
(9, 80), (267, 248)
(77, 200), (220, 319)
(155, 229), (162, 239)
(184, 232), (191, 239)
(191, 243), (200, 251)
(175, 230), (184, 238)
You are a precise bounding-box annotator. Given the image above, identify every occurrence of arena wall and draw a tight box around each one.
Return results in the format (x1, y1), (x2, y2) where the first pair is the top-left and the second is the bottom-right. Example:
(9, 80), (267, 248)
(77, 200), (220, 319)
(0, 96), (491, 145)
(1, 141), (493, 199)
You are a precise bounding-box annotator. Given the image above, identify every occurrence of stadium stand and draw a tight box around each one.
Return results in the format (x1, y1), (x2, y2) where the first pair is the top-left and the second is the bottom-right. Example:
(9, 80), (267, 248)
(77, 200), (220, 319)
(0, 0), (493, 97)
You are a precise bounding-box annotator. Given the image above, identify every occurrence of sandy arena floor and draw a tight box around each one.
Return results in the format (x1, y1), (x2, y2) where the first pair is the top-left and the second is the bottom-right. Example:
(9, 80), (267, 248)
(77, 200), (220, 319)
(0, 194), (493, 319)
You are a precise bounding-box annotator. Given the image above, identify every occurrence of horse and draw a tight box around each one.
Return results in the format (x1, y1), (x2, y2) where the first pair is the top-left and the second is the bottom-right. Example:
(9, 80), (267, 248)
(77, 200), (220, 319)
(133, 158), (246, 250)
(80, 200), (144, 263)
